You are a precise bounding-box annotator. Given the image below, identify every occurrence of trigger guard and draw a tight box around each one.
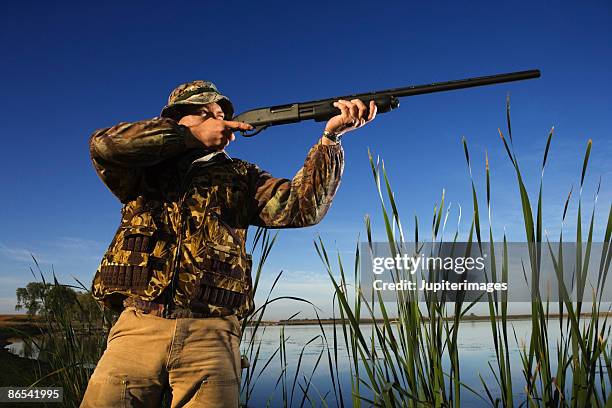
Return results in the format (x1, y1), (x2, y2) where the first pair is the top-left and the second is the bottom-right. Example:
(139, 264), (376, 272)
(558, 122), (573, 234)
(240, 124), (269, 137)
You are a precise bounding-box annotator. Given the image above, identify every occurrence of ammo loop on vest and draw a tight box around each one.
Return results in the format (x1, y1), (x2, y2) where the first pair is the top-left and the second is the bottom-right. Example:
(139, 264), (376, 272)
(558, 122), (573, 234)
(122, 235), (153, 252)
(197, 285), (245, 309)
(100, 264), (151, 290)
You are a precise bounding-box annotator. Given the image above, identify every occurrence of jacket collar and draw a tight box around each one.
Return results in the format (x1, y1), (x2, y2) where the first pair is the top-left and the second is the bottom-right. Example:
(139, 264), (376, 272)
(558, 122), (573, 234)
(191, 150), (231, 166)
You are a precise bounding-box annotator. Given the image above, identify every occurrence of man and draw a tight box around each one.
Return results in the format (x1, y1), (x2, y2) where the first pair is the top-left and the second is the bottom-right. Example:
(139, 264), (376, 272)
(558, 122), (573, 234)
(81, 80), (376, 407)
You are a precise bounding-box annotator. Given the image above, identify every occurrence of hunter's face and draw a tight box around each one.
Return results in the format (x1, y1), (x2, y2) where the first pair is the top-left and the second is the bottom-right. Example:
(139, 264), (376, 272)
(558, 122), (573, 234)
(177, 102), (225, 127)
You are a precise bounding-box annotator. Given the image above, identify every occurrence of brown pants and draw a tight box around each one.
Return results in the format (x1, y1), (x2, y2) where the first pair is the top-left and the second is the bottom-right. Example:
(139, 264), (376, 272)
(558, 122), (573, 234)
(80, 307), (242, 408)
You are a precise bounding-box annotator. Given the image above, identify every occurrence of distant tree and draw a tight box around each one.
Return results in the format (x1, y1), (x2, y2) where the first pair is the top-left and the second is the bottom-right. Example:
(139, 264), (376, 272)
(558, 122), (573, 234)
(15, 282), (47, 316)
(15, 282), (78, 316)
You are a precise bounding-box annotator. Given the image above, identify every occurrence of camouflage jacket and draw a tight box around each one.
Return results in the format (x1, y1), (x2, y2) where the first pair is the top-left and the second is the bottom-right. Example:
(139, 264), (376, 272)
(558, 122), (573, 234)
(89, 117), (344, 319)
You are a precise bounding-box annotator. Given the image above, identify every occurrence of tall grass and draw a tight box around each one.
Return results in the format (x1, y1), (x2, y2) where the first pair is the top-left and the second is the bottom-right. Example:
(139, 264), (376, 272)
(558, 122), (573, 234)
(314, 98), (611, 407)
(315, 159), (483, 407)
(494, 97), (611, 406)
(20, 261), (115, 407)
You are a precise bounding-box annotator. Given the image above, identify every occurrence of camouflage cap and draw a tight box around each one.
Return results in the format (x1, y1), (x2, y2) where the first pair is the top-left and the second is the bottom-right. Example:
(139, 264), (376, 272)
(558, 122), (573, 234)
(160, 80), (234, 120)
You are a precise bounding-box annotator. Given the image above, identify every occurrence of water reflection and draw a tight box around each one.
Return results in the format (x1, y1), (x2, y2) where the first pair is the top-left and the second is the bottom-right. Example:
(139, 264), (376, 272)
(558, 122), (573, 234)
(240, 319), (607, 406)
(4, 337), (40, 359)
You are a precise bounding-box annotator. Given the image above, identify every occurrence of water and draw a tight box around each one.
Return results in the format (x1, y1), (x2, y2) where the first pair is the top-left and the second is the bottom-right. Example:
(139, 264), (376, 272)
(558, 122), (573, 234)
(4, 337), (40, 359)
(239, 319), (607, 407)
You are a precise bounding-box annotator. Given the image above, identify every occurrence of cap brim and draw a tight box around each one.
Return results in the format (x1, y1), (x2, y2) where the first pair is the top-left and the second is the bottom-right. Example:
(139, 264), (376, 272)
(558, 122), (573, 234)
(161, 93), (234, 120)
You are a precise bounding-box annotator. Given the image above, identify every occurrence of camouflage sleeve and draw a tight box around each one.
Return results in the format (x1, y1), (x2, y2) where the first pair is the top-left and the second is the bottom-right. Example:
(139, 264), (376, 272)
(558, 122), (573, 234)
(249, 142), (344, 228)
(89, 117), (191, 202)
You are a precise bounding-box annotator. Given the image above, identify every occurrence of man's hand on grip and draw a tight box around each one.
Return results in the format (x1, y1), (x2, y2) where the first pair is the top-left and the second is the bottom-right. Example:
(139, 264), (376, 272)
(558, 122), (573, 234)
(180, 115), (253, 151)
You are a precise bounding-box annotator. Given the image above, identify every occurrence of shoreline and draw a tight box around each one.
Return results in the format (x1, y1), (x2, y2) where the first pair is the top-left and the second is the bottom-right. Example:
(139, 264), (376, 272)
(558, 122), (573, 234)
(259, 312), (612, 326)
(3, 312), (610, 329)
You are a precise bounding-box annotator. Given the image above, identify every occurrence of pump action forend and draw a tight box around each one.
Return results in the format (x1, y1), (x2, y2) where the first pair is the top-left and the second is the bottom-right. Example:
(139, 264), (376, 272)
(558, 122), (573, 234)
(233, 69), (541, 137)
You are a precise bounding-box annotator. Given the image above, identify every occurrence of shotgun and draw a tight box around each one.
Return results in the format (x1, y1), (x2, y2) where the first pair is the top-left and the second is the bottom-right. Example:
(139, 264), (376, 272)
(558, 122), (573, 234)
(233, 69), (540, 137)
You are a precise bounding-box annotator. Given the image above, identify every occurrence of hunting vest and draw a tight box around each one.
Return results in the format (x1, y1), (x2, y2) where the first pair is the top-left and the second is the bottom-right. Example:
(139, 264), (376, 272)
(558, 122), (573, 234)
(89, 116), (344, 320)
(91, 152), (256, 319)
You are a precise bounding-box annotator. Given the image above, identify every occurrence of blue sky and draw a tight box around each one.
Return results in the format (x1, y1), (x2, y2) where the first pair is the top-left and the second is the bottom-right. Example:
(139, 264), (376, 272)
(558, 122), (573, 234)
(0, 1), (610, 318)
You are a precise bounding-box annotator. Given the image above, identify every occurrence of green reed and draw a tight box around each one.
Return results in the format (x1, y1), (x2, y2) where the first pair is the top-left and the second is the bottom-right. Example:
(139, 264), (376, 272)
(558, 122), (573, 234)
(315, 97), (611, 407)
(21, 260), (115, 408)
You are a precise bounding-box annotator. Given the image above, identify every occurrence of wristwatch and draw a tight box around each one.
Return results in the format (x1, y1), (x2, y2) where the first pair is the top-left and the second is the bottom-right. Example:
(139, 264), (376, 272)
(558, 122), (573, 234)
(322, 130), (341, 144)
